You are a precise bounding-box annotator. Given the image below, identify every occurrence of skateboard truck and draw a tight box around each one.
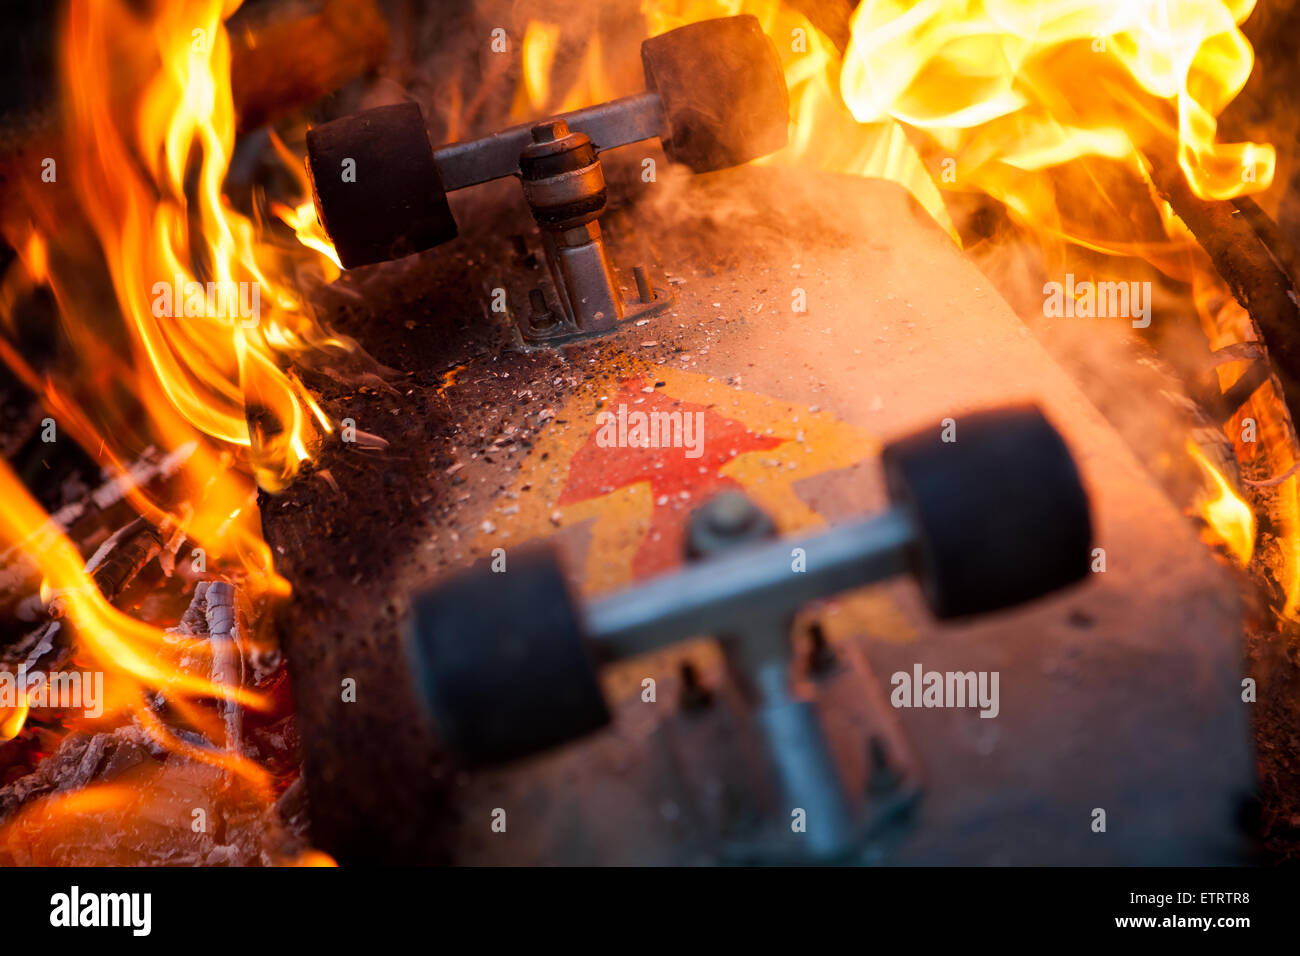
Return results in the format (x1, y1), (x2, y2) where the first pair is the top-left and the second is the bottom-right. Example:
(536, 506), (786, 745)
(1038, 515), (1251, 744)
(515, 117), (668, 340)
(405, 405), (1094, 861)
(305, 15), (790, 344)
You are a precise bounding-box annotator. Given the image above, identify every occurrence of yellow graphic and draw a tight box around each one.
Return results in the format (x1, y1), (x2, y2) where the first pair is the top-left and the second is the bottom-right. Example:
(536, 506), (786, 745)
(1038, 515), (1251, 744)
(472, 363), (917, 643)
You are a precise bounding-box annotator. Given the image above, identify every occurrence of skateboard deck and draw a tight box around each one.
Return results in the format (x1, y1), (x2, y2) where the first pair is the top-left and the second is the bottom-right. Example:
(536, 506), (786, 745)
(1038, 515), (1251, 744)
(262, 161), (1252, 865)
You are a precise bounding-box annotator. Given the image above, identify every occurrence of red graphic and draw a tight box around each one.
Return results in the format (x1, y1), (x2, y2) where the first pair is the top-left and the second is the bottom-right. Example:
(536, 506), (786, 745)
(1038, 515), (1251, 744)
(559, 378), (785, 577)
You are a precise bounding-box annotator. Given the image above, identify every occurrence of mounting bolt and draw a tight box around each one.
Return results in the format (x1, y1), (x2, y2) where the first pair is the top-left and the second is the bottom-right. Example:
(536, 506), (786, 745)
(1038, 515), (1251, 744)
(527, 288), (557, 331)
(531, 119), (571, 144)
(706, 493), (764, 535)
(686, 492), (777, 559)
(634, 266), (654, 304)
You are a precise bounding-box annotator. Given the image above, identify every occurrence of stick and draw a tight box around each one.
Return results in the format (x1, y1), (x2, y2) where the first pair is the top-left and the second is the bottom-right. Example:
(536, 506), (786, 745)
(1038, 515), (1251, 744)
(1146, 150), (1300, 426)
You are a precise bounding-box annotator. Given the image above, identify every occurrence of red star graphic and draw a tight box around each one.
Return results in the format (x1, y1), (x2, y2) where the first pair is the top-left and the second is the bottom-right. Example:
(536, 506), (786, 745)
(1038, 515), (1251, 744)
(559, 378), (785, 577)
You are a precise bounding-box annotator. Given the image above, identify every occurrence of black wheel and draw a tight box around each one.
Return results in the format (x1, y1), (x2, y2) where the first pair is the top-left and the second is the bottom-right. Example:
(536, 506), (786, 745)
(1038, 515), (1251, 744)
(641, 15), (789, 173)
(881, 404), (1092, 619)
(305, 101), (457, 268)
(405, 547), (610, 767)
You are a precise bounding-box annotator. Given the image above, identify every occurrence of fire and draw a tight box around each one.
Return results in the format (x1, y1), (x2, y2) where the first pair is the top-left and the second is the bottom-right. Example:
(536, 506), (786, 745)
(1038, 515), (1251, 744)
(1188, 438), (1256, 566)
(633, 2), (1275, 571)
(832, 0), (1268, 257)
(840, 0), (1272, 201)
(0, 462), (272, 763)
(506, 2), (951, 230)
(0, 0), (341, 853)
(510, 1), (1271, 263)
(515, 22), (616, 118)
(0, 699), (27, 742)
(275, 199), (344, 271)
(0, 0), (335, 704)
(269, 131), (344, 270)
(1196, 273), (1300, 611)
(63, 0), (338, 491)
(0, 0), (1286, 862)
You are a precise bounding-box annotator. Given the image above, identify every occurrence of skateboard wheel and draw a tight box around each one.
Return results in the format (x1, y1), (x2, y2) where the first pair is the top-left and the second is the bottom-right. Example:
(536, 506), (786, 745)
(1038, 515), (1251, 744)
(881, 404), (1092, 619)
(405, 547), (610, 767)
(641, 14), (789, 173)
(305, 101), (457, 268)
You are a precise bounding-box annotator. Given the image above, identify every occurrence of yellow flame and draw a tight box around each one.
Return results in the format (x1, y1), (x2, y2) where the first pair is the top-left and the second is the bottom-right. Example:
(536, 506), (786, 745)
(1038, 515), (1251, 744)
(840, 0), (1272, 199)
(275, 199), (343, 270)
(0, 461), (272, 772)
(64, 0), (339, 492)
(1188, 439), (1255, 566)
(22, 232), (48, 285)
(577, 2), (947, 230)
(270, 130), (343, 270)
(0, 1), (332, 774)
(514, 21), (616, 121)
(520, 21), (563, 110)
(1196, 277), (1300, 614)
(0, 699), (28, 742)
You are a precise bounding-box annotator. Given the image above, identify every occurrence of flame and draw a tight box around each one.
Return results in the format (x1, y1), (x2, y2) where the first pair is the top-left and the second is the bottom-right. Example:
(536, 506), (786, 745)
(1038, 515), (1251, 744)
(514, 21), (616, 121)
(275, 199), (343, 270)
(0, 0), (339, 848)
(22, 232), (49, 285)
(630, 2), (1276, 587)
(840, 0), (1272, 200)
(517, 1), (1268, 253)
(1195, 272), (1300, 613)
(0, 0), (1287, 860)
(62, 0), (337, 493)
(269, 130), (344, 270)
(520, 21), (564, 111)
(828, 0), (1278, 312)
(487, 0), (1268, 260)
(1188, 439), (1256, 566)
(0, 432), (276, 783)
(0, 699), (28, 742)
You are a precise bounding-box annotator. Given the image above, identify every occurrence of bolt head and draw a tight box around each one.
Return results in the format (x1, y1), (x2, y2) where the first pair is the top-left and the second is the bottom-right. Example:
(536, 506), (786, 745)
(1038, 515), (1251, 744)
(707, 493), (761, 534)
(686, 492), (776, 559)
(532, 119), (571, 143)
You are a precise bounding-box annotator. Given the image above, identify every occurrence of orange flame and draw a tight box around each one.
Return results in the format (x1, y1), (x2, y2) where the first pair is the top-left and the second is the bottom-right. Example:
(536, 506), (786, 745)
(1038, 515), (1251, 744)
(0, 459), (273, 779)
(840, 0), (1272, 202)
(0, 0), (335, 798)
(0, 699), (28, 743)
(1188, 439), (1255, 566)
(0, 0), (1287, 859)
(628, 1), (1274, 589)
(63, 0), (337, 492)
